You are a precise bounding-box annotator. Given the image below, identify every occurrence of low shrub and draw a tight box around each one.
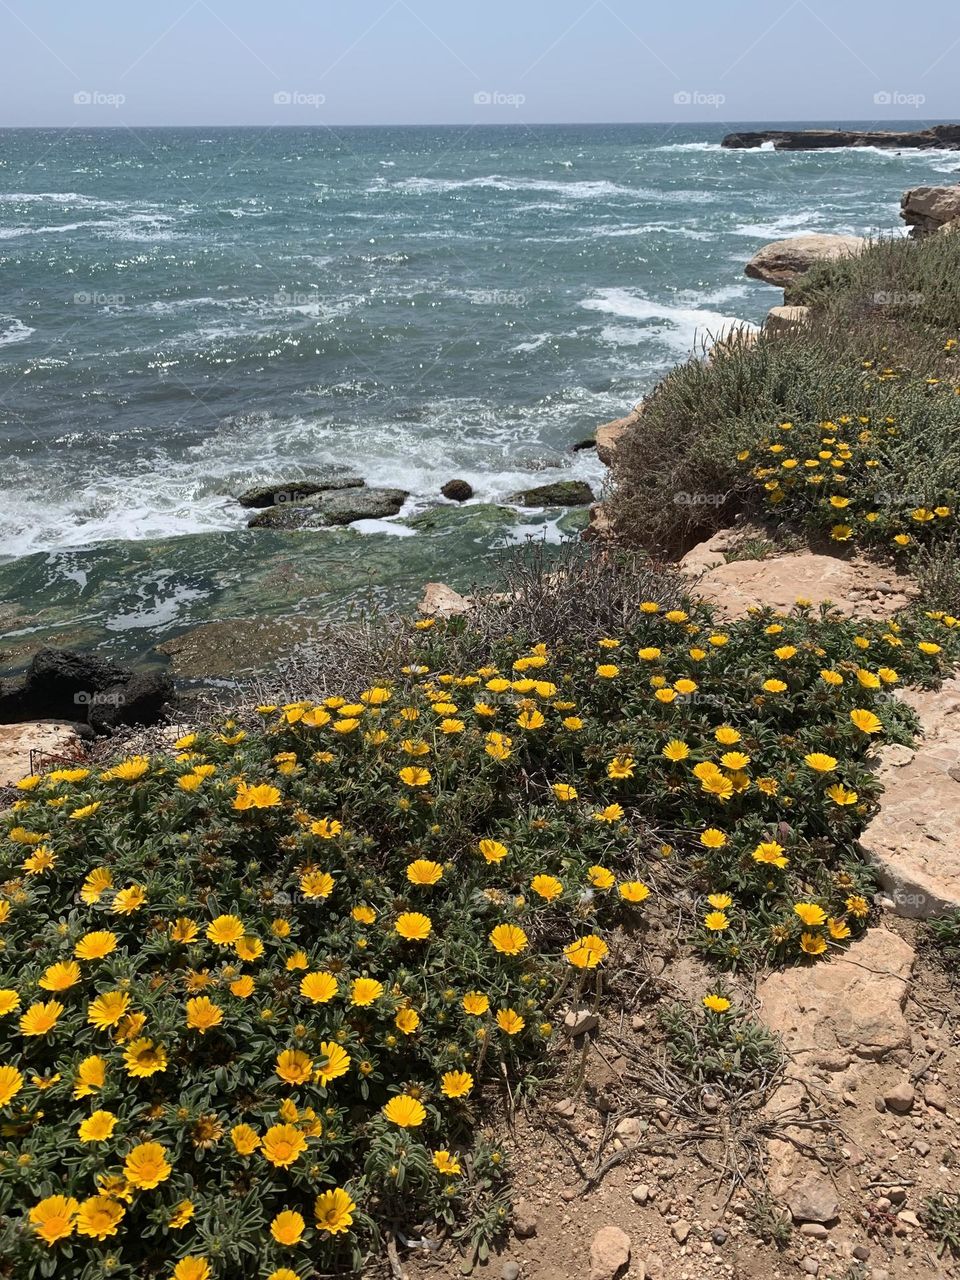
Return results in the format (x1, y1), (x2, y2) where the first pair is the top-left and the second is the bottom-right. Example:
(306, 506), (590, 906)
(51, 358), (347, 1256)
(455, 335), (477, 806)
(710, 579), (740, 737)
(1, 573), (958, 1277)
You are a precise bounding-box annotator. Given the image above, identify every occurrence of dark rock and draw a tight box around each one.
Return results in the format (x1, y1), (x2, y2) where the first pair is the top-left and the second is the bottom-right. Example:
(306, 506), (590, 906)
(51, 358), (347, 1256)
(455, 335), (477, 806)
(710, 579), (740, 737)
(0, 648), (171, 733)
(441, 478), (474, 502)
(87, 671), (173, 733)
(236, 474), (363, 508)
(723, 125), (960, 151)
(512, 480), (594, 507)
(248, 486), (409, 530)
(318, 487), (409, 525)
(571, 438), (597, 452)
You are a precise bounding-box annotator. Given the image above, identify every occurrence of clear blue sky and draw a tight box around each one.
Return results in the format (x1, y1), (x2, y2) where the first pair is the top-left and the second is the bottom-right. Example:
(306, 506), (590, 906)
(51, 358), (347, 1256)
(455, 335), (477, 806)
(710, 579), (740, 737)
(0, 0), (956, 127)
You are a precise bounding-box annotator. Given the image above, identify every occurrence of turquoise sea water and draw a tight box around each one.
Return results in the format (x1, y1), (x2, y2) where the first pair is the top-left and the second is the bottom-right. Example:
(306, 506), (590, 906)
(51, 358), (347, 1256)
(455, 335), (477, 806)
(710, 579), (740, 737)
(1, 122), (957, 669)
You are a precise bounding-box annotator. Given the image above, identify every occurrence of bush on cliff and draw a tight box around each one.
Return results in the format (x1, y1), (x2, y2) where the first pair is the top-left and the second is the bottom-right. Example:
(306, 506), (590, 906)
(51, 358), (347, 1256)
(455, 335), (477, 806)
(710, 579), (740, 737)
(1, 549), (958, 1278)
(609, 230), (960, 561)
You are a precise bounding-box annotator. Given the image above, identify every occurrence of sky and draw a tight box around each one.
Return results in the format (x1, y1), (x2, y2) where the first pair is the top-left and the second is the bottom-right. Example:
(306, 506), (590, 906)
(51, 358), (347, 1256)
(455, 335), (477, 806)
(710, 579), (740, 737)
(0, 0), (957, 127)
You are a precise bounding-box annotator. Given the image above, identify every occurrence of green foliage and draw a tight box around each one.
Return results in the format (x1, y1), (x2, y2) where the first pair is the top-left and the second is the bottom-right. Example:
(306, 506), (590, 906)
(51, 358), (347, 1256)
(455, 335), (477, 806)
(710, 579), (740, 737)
(609, 231), (960, 561)
(744, 1191), (793, 1249)
(922, 1190), (960, 1257)
(658, 994), (782, 1102)
(1, 561), (958, 1276)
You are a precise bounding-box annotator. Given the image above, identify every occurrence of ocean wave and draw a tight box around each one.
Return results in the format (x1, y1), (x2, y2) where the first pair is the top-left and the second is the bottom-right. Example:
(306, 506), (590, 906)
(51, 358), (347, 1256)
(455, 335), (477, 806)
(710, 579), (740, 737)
(0, 318), (35, 347)
(580, 288), (755, 356)
(388, 175), (640, 199)
(652, 142), (722, 152)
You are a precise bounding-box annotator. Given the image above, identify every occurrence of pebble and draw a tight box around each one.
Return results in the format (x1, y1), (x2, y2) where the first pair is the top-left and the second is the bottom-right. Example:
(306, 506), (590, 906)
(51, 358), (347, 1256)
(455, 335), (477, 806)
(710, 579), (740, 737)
(801, 1259), (819, 1276)
(631, 1185), (650, 1205)
(711, 1228), (727, 1245)
(671, 1220), (691, 1245)
(925, 1081), (950, 1112)
(800, 1223), (828, 1239)
(912, 1138), (931, 1156)
(852, 1245), (871, 1261)
(884, 1080), (916, 1114)
(564, 1009), (599, 1037)
(502, 1265), (520, 1280)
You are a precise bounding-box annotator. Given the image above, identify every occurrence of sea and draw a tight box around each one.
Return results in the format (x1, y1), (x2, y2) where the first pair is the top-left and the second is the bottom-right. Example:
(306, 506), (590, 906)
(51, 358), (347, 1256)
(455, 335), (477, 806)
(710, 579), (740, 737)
(1, 121), (958, 672)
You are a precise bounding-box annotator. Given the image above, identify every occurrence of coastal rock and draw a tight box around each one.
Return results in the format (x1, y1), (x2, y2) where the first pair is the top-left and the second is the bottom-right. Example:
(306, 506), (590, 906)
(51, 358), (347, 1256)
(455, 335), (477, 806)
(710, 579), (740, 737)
(582, 502), (614, 543)
(441, 479), (474, 502)
(512, 480), (594, 507)
(900, 184), (960, 238)
(860, 676), (960, 917)
(588, 1225), (631, 1280)
(765, 304), (810, 333)
(596, 404), (643, 466)
(0, 648), (172, 732)
(248, 486), (409, 529)
(759, 926), (914, 1073)
(682, 544), (915, 620)
(236, 473), (363, 508)
(0, 721), (85, 787)
(745, 235), (866, 289)
(723, 126), (960, 151)
(418, 582), (471, 619)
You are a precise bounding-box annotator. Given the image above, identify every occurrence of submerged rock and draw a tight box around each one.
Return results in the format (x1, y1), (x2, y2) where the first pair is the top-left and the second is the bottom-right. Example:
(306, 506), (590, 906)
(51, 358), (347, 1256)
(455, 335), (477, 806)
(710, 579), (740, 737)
(441, 479), (474, 502)
(248, 486), (409, 530)
(236, 474), (363, 508)
(511, 480), (594, 507)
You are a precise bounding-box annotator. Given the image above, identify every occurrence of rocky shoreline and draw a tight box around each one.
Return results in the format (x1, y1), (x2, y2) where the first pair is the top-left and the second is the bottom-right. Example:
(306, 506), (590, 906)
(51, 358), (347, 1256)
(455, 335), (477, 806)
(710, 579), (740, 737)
(722, 124), (960, 150)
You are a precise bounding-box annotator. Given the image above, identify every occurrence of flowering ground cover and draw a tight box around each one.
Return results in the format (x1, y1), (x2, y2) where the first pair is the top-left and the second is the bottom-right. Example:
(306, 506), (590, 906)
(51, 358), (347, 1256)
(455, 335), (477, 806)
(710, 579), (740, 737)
(1, 583), (958, 1277)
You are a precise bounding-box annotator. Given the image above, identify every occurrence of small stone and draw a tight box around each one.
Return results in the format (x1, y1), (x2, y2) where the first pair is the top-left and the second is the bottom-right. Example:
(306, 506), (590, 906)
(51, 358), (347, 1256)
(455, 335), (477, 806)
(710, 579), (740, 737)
(631, 1184), (650, 1205)
(786, 1174), (840, 1225)
(630, 1015), (645, 1031)
(925, 1082), (949, 1112)
(912, 1139), (932, 1156)
(887, 1187), (907, 1205)
(671, 1220), (691, 1245)
(615, 1117), (642, 1141)
(852, 1245), (870, 1261)
(884, 1081), (916, 1114)
(563, 1009), (599, 1037)
(711, 1228), (727, 1245)
(645, 1255), (664, 1278)
(801, 1259), (819, 1276)
(875, 1197), (892, 1212)
(701, 1091), (720, 1114)
(553, 1098), (576, 1119)
(512, 1198), (538, 1239)
(897, 1210), (920, 1228)
(560, 1188), (577, 1203)
(589, 1225), (631, 1280)
(800, 1224), (829, 1239)
(502, 1264), (521, 1280)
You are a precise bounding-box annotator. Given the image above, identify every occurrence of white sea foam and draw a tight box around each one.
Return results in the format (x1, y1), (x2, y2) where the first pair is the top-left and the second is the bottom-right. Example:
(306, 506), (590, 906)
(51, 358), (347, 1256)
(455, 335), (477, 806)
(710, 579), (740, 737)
(0, 318), (34, 347)
(580, 288), (755, 356)
(389, 175), (639, 199)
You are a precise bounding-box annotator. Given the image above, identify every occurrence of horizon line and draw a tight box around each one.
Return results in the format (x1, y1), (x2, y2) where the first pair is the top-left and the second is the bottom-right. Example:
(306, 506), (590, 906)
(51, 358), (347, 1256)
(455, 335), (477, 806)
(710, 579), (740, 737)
(1, 118), (958, 130)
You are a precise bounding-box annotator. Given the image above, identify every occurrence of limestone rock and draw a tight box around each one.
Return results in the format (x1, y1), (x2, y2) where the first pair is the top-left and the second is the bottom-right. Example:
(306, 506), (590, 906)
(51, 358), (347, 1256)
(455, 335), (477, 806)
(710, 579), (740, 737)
(765, 304), (810, 333)
(682, 545), (915, 620)
(582, 502), (614, 543)
(417, 582), (471, 619)
(861, 677), (960, 917)
(724, 126), (960, 151)
(900, 184), (960, 238)
(745, 234), (866, 289)
(589, 1225), (631, 1280)
(759, 926), (915, 1071)
(512, 1198), (538, 1239)
(596, 404), (643, 466)
(884, 1080), (915, 1114)
(0, 721), (85, 787)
